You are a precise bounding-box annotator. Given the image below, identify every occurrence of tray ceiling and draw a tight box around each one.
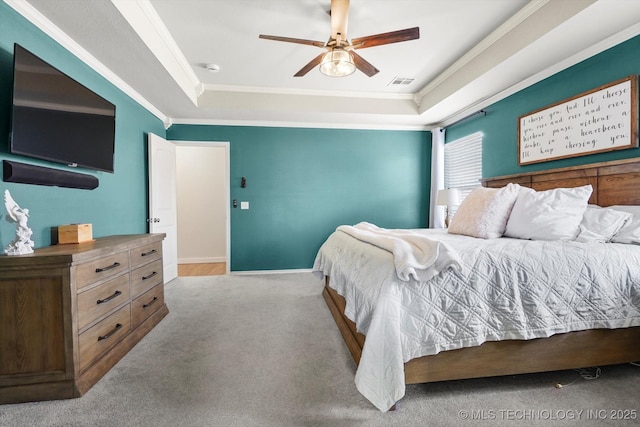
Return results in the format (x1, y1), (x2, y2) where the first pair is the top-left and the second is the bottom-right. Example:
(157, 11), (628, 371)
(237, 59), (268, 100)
(9, 0), (640, 129)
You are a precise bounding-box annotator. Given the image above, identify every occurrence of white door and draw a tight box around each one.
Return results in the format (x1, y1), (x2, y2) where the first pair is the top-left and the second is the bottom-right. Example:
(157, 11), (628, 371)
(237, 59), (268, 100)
(148, 133), (178, 282)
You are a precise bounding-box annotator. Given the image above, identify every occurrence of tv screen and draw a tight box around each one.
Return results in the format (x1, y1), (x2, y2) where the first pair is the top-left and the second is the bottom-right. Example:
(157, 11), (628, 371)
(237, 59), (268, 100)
(10, 44), (116, 173)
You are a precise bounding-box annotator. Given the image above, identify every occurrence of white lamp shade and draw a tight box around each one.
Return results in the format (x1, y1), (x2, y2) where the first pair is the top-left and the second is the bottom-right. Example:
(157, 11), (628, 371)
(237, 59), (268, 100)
(320, 49), (356, 77)
(436, 188), (461, 206)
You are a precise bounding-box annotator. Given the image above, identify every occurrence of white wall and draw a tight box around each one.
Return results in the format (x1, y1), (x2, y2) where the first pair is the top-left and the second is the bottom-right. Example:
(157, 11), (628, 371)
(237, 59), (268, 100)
(175, 145), (227, 263)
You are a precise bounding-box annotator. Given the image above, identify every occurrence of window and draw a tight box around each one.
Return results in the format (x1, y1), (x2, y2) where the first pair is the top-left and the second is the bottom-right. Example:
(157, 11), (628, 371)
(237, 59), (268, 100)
(444, 131), (483, 216)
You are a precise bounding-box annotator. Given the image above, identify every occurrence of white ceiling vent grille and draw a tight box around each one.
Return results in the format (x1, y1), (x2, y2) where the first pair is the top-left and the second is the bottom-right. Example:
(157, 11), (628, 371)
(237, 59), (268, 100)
(388, 77), (415, 86)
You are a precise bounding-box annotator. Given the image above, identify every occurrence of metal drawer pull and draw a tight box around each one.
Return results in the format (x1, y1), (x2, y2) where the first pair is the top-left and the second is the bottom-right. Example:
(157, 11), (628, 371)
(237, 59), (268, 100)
(98, 323), (123, 341)
(141, 249), (157, 257)
(143, 296), (159, 309)
(96, 290), (122, 305)
(142, 271), (158, 280)
(95, 262), (121, 273)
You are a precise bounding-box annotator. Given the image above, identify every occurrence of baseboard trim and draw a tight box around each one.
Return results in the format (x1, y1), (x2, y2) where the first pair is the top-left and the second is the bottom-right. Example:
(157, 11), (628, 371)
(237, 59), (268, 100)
(178, 257), (226, 264)
(229, 268), (313, 276)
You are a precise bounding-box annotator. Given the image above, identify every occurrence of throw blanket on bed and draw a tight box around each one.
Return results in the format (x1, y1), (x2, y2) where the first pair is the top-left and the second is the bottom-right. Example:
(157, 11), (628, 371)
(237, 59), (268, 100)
(313, 229), (640, 412)
(336, 222), (462, 282)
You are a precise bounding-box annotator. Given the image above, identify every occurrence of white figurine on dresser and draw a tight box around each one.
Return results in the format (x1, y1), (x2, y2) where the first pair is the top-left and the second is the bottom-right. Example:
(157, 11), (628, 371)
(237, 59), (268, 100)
(4, 189), (34, 255)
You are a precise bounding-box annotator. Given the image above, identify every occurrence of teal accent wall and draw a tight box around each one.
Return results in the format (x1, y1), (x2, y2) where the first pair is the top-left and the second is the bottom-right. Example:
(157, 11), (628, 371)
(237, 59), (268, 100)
(0, 2), (165, 248)
(447, 35), (640, 178)
(166, 125), (431, 271)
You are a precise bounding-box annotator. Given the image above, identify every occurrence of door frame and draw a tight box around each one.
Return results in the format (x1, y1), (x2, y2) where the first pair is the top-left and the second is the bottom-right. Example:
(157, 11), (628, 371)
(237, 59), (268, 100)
(173, 140), (231, 274)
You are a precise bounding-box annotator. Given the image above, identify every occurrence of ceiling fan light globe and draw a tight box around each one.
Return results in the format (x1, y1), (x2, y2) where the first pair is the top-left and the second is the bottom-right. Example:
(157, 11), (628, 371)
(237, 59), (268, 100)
(320, 49), (356, 77)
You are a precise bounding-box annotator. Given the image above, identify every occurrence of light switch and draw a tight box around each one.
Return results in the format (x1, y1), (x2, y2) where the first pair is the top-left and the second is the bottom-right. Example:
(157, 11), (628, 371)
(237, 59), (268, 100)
(240, 201), (249, 210)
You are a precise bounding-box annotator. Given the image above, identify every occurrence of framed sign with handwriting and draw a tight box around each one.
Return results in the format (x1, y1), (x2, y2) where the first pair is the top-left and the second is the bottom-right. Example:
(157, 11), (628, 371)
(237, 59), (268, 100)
(518, 75), (638, 165)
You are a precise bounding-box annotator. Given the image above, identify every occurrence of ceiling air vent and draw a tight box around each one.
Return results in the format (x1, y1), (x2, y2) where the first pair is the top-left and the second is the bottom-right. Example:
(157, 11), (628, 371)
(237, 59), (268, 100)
(388, 77), (415, 86)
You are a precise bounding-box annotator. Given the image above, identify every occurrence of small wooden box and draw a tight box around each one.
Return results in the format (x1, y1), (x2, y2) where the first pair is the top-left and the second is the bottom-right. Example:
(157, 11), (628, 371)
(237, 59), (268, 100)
(58, 224), (93, 244)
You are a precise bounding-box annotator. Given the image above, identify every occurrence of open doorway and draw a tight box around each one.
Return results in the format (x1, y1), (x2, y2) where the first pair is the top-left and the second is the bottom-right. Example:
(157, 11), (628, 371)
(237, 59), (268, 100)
(174, 141), (229, 276)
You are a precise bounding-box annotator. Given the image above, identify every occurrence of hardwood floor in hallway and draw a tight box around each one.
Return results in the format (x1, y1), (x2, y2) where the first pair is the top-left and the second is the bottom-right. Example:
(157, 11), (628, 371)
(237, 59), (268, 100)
(178, 262), (226, 276)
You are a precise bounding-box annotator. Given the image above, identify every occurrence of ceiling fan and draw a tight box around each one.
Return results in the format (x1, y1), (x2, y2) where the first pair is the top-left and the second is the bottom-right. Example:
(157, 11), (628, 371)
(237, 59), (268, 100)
(259, 0), (419, 77)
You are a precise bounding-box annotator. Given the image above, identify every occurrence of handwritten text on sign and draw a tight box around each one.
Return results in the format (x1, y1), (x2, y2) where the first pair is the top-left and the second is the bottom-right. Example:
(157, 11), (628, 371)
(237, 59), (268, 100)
(518, 76), (637, 165)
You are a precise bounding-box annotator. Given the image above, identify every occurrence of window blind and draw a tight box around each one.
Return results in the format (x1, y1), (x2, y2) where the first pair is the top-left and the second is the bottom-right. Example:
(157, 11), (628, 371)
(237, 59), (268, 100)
(444, 131), (483, 216)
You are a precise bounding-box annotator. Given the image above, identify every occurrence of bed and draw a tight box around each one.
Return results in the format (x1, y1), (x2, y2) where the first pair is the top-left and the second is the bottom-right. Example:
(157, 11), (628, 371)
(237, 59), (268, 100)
(314, 157), (640, 412)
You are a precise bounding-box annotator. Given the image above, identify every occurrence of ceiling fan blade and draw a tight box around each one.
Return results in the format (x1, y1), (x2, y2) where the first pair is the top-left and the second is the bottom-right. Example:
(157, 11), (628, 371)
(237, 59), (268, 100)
(294, 52), (326, 77)
(259, 34), (325, 48)
(351, 51), (379, 77)
(351, 27), (420, 49)
(330, 0), (350, 39)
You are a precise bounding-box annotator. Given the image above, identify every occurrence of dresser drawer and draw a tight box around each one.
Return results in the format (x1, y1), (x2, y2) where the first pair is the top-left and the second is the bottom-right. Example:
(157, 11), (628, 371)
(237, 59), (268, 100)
(132, 284), (164, 328)
(77, 273), (131, 331)
(78, 304), (131, 371)
(130, 242), (162, 269)
(76, 252), (130, 290)
(131, 259), (163, 298)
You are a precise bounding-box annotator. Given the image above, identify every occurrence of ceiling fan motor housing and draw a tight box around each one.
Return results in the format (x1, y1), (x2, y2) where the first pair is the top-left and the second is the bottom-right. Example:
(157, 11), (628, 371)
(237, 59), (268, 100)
(258, 0), (419, 77)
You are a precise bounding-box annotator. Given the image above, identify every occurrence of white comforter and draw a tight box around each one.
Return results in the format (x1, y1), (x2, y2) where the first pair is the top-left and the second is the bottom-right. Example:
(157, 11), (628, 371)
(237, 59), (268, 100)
(312, 228), (640, 412)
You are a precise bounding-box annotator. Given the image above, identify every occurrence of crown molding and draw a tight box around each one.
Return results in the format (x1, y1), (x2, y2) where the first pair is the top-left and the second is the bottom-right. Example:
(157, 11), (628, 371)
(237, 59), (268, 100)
(110, 0), (201, 105)
(202, 83), (415, 100)
(169, 117), (429, 131)
(415, 0), (552, 105)
(4, 0), (169, 125)
(438, 21), (640, 128)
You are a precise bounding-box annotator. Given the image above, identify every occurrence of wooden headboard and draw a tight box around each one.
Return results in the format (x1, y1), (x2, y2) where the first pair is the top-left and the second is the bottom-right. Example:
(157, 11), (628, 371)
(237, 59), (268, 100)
(481, 157), (640, 206)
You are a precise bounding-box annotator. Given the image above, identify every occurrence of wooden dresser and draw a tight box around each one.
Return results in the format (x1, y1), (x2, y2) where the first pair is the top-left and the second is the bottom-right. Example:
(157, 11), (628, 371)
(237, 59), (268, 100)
(0, 234), (169, 404)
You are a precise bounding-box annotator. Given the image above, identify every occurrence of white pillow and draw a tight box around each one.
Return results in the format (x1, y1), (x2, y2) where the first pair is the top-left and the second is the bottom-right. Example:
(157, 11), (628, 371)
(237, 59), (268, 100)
(575, 205), (632, 243)
(609, 205), (640, 244)
(448, 183), (519, 239)
(504, 185), (593, 241)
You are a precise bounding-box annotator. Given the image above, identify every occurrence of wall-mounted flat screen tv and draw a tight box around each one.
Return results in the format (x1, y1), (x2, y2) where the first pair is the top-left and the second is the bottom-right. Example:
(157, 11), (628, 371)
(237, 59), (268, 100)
(10, 44), (116, 173)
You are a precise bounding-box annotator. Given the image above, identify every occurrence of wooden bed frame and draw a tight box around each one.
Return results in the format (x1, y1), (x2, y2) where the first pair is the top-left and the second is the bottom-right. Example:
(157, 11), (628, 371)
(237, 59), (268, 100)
(323, 157), (640, 387)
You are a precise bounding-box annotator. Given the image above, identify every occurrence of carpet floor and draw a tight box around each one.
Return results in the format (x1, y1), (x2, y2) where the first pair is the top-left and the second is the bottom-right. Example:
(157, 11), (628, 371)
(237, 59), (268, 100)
(1, 273), (639, 426)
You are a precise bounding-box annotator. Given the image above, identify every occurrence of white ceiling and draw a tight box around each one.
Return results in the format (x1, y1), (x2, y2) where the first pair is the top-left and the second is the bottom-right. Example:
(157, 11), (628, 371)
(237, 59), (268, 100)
(8, 0), (640, 130)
